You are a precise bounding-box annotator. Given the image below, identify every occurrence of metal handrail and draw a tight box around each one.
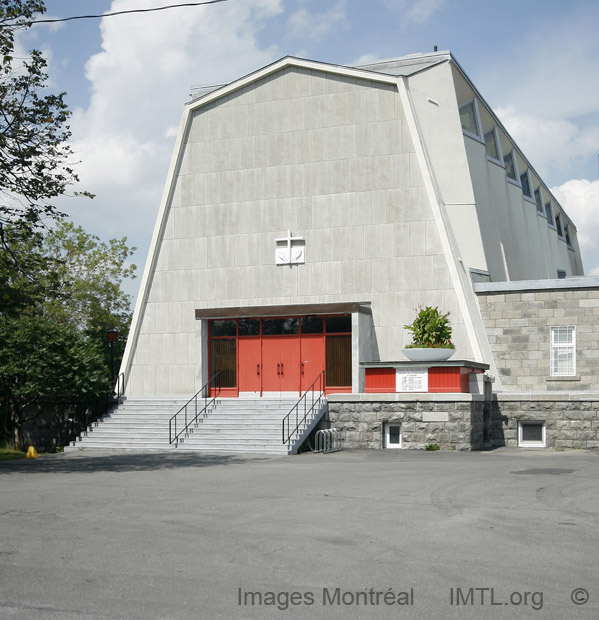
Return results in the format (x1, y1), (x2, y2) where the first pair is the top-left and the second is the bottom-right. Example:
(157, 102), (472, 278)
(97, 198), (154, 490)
(115, 373), (125, 401)
(282, 370), (325, 446)
(169, 372), (221, 445)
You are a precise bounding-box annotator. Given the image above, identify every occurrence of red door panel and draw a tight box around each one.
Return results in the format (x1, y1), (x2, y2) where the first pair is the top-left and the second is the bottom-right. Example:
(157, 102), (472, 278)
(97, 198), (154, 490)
(300, 335), (325, 391)
(238, 337), (262, 394)
(261, 338), (281, 392)
(279, 337), (300, 393)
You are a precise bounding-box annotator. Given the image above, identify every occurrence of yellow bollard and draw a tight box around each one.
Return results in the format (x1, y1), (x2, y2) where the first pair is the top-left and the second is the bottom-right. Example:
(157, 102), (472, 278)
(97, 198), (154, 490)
(26, 446), (39, 459)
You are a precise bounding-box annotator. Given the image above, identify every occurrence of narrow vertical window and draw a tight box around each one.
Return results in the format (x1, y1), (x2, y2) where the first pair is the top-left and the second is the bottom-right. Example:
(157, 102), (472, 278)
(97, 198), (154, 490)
(484, 128), (501, 161)
(564, 225), (572, 247)
(520, 171), (532, 198)
(550, 326), (576, 377)
(534, 188), (543, 213)
(555, 214), (563, 237)
(459, 100), (481, 138)
(504, 151), (518, 181)
(544, 201), (554, 225)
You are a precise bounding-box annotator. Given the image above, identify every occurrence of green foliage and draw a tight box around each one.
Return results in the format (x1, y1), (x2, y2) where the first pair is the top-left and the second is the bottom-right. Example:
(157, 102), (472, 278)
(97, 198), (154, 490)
(1, 0), (93, 229)
(404, 306), (454, 349)
(424, 443), (440, 451)
(0, 222), (136, 448)
(41, 220), (136, 333)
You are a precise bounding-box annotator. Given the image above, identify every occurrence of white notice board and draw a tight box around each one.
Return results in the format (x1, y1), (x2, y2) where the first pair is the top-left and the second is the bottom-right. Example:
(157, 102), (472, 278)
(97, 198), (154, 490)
(396, 368), (428, 392)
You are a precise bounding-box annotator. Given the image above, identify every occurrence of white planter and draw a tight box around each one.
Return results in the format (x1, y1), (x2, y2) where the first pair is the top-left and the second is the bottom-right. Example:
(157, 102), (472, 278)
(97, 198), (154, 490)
(402, 348), (455, 362)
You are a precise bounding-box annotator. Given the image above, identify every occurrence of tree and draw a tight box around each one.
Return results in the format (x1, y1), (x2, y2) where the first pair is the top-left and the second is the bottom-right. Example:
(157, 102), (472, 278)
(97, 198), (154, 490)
(0, 313), (110, 448)
(0, 0), (91, 229)
(0, 222), (136, 449)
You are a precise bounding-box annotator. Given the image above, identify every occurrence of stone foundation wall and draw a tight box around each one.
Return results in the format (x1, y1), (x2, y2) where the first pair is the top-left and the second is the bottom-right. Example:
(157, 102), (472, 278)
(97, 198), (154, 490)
(327, 396), (485, 451)
(487, 396), (599, 449)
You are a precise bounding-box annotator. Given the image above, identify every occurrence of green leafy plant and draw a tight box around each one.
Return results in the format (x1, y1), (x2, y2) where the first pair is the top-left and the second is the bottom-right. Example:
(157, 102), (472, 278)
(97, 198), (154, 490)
(424, 443), (440, 451)
(404, 306), (454, 349)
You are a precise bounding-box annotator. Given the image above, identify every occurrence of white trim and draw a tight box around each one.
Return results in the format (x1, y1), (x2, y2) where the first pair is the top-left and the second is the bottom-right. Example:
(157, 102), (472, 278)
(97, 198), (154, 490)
(550, 325), (576, 377)
(384, 422), (402, 449)
(397, 77), (501, 387)
(118, 106), (193, 390)
(518, 421), (546, 448)
(185, 56), (400, 113)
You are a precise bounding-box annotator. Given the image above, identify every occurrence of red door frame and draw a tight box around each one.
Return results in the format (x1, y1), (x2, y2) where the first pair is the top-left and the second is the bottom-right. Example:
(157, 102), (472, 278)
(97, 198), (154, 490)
(209, 315), (351, 397)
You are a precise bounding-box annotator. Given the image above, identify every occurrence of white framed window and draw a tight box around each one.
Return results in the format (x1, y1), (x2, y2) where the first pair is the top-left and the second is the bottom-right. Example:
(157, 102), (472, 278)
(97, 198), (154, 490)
(545, 201), (555, 226)
(555, 214), (564, 238)
(520, 170), (533, 199)
(484, 128), (503, 163)
(503, 151), (519, 182)
(534, 188), (543, 214)
(384, 423), (402, 449)
(564, 224), (573, 248)
(459, 99), (482, 140)
(518, 421), (546, 448)
(550, 326), (576, 376)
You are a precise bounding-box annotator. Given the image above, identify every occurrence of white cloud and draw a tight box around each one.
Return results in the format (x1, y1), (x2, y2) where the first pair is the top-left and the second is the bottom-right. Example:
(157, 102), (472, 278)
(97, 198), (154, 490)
(551, 179), (599, 275)
(495, 105), (599, 180)
(352, 53), (381, 66)
(287, 0), (348, 41)
(57, 0), (283, 295)
(379, 0), (446, 24)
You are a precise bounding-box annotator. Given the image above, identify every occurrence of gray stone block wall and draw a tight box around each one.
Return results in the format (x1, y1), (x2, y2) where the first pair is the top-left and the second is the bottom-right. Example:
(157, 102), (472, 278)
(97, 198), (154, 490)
(327, 399), (484, 451)
(477, 288), (599, 392)
(487, 398), (599, 449)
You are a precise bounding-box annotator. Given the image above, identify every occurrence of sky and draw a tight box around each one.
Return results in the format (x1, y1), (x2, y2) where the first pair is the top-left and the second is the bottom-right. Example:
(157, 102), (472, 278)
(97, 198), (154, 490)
(17, 0), (599, 300)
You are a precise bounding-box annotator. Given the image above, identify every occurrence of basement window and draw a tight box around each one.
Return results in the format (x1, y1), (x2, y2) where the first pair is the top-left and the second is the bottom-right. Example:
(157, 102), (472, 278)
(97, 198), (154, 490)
(384, 423), (402, 449)
(518, 421), (546, 448)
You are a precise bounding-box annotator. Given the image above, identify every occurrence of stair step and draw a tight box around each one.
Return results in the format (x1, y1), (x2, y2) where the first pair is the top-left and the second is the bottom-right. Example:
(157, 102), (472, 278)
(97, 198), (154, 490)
(67, 396), (326, 455)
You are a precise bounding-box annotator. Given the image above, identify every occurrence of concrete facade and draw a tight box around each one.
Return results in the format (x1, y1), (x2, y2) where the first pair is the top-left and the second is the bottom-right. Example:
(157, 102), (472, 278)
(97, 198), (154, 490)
(115, 52), (591, 453)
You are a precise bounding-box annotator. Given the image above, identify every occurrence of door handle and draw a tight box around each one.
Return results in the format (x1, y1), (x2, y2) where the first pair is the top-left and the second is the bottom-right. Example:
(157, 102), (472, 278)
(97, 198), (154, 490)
(301, 362), (304, 375)
(281, 363), (284, 375)
(277, 363), (280, 375)
(257, 363), (260, 376)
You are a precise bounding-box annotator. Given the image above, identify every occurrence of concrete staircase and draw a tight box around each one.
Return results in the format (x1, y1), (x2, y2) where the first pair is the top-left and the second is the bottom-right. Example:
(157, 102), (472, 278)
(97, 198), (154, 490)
(65, 396), (327, 455)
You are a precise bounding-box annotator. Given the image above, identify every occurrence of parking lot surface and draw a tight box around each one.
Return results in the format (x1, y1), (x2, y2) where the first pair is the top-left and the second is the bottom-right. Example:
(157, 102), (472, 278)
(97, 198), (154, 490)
(1, 447), (598, 619)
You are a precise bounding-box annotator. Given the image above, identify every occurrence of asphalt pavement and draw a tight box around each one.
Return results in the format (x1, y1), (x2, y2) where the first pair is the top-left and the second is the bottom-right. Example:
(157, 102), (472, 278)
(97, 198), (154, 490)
(1, 447), (598, 620)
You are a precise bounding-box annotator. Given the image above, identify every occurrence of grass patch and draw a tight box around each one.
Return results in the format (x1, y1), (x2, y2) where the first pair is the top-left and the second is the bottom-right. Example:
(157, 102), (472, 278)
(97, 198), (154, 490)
(0, 439), (26, 461)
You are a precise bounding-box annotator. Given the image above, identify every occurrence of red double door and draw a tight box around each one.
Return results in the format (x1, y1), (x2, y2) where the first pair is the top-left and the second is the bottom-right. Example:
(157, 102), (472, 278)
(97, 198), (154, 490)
(238, 335), (324, 395)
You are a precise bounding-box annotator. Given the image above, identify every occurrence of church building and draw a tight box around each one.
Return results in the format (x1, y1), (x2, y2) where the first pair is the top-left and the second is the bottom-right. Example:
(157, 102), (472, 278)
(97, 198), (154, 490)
(71, 51), (598, 453)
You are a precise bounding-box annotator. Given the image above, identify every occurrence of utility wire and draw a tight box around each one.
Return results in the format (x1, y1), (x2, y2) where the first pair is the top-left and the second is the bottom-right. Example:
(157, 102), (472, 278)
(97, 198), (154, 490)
(6, 0), (233, 26)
